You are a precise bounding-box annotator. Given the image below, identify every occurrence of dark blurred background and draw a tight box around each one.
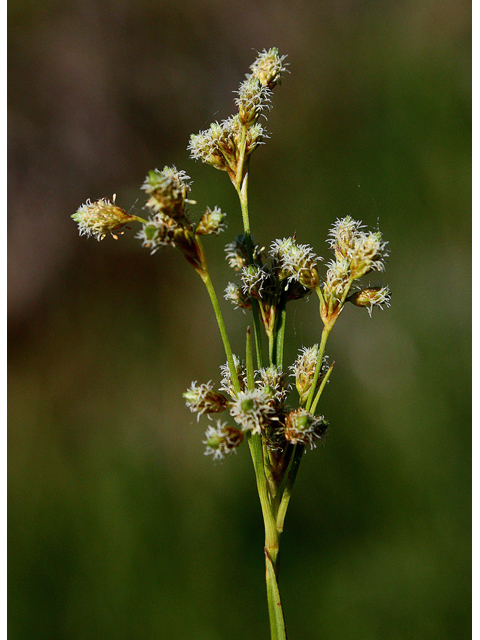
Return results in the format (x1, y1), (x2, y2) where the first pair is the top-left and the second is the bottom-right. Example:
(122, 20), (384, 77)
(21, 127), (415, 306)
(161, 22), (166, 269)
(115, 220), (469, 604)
(8, 0), (471, 638)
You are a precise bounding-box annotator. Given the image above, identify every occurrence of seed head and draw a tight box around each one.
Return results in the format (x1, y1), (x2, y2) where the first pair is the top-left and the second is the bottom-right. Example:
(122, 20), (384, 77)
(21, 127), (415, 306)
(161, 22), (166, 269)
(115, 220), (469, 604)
(270, 237), (321, 289)
(347, 286), (391, 316)
(249, 48), (288, 89)
(183, 381), (228, 420)
(284, 408), (329, 449)
(142, 166), (192, 218)
(196, 206), (227, 236)
(224, 283), (252, 310)
(203, 421), (244, 461)
(329, 216), (389, 279)
(290, 346), (329, 405)
(229, 389), (276, 435)
(72, 198), (138, 241)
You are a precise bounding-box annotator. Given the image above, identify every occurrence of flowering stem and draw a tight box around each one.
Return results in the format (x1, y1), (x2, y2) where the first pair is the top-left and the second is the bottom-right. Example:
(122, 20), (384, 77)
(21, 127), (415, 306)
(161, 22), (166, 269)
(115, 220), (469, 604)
(315, 284), (325, 308)
(275, 444), (304, 534)
(73, 49), (392, 640)
(268, 332), (275, 368)
(265, 551), (287, 640)
(310, 362), (335, 416)
(244, 244), (287, 639)
(196, 238), (241, 395)
(235, 148), (264, 370)
(246, 326), (255, 391)
(247, 431), (287, 640)
(273, 293), (288, 369)
(305, 326), (331, 413)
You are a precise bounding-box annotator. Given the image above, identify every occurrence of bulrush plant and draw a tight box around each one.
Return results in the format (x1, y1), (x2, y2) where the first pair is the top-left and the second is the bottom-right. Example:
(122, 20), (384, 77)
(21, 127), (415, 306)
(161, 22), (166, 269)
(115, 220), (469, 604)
(72, 48), (391, 640)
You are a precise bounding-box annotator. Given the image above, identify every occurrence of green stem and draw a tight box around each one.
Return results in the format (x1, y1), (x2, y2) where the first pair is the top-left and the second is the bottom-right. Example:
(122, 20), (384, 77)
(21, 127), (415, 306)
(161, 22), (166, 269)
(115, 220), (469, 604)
(234, 127), (265, 371)
(247, 433), (286, 640)
(246, 314), (286, 638)
(310, 362), (335, 415)
(238, 171), (252, 240)
(234, 125), (287, 639)
(246, 327), (255, 391)
(273, 293), (287, 370)
(315, 284), (325, 308)
(236, 173), (264, 369)
(305, 326), (330, 413)
(265, 551), (287, 640)
(132, 215), (149, 225)
(275, 444), (304, 533)
(248, 433), (280, 568)
(268, 331), (275, 367)
(235, 126), (248, 193)
(196, 239), (241, 395)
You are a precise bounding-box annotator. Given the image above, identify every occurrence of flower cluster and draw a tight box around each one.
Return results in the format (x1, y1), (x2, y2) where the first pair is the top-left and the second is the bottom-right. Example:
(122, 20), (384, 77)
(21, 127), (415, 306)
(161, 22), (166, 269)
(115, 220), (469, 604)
(229, 389), (277, 436)
(203, 421), (244, 461)
(185, 358), (329, 459)
(290, 346), (329, 405)
(188, 48), (287, 183)
(141, 167), (193, 218)
(136, 166), (195, 254)
(270, 237), (321, 290)
(347, 286), (392, 317)
(225, 234), (263, 271)
(224, 235), (320, 335)
(196, 206), (227, 236)
(183, 381), (228, 420)
(236, 76), (272, 125)
(328, 216), (388, 278)
(249, 47), (288, 89)
(224, 282), (252, 311)
(72, 198), (144, 241)
(321, 216), (390, 326)
(71, 48), (392, 639)
(284, 408), (328, 449)
(241, 264), (271, 299)
(72, 48), (390, 477)
(219, 355), (248, 396)
(256, 365), (290, 404)
(133, 166), (228, 274)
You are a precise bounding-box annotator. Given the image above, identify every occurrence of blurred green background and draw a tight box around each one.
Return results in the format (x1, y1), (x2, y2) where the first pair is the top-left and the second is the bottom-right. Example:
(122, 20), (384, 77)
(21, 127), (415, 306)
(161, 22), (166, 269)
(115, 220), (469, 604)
(8, 0), (471, 638)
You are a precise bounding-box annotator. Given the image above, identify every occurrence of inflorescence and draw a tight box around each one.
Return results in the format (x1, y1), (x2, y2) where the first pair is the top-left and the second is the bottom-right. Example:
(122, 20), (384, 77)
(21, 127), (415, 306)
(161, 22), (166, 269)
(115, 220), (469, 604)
(187, 48), (287, 184)
(183, 363), (328, 460)
(71, 47), (391, 463)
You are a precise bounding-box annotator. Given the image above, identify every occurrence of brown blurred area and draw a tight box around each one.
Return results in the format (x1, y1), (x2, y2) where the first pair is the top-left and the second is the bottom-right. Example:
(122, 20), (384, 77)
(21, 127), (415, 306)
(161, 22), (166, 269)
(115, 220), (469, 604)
(9, 0), (245, 324)
(8, 1), (471, 639)
(8, 0), (322, 326)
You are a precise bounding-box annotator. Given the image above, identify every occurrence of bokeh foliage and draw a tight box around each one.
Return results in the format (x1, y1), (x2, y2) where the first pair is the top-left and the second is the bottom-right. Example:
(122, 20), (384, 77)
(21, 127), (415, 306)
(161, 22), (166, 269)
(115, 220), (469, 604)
(9, 0), (471, 638)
